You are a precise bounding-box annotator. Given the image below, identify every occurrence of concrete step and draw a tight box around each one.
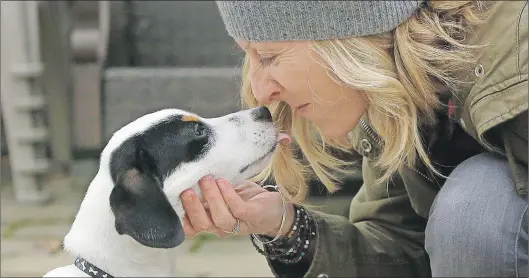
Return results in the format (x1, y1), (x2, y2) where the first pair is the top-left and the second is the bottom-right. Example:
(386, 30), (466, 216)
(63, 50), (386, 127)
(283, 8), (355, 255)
(102, 66), (242, 140)
(14, 128), (48, 143)
(15, 158), (49, 174)
(10, 62), (43, 78)
(13, 95), (46, 110)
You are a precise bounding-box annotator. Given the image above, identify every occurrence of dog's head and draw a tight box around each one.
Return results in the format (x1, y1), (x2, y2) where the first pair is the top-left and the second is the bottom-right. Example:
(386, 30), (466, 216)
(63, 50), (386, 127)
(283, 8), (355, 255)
(99, 107), (288, 249)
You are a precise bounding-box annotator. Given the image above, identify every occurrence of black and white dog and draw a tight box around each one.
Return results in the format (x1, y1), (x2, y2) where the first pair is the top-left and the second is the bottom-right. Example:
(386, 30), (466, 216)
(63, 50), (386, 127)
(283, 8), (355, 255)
(43, 106), (289, 277)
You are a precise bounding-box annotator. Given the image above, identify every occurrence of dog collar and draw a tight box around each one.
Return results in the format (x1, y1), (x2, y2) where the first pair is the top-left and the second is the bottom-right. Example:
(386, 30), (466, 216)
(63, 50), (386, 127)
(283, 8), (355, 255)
(75, 257), (114, 278)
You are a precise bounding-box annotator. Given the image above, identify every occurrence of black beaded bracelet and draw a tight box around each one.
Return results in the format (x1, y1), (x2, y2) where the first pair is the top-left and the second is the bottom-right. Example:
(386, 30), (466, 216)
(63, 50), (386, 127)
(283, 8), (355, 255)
(272, 206), (316, 264)
(250, 210), (297, 259)
(250, 204), (317, 264)
(251, 205), (302, 259)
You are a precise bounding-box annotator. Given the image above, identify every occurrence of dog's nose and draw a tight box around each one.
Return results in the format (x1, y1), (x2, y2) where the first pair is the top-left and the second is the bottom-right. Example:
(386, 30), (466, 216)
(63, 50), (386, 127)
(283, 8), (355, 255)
(252, 106), (272, 122)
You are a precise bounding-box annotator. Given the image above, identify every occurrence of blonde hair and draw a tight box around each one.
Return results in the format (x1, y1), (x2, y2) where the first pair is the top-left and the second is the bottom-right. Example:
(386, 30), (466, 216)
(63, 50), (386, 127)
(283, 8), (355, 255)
(242, 1), (494, 202)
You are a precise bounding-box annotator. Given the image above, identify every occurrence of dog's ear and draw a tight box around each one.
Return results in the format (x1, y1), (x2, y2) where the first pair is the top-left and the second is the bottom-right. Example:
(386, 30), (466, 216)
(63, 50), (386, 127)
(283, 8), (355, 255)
(109, 147), (185, 249)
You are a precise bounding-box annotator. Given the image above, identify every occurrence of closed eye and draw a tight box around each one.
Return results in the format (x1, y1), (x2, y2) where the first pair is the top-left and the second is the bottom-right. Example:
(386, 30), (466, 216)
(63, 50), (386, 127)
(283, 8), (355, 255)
(259, 55), (276, 67)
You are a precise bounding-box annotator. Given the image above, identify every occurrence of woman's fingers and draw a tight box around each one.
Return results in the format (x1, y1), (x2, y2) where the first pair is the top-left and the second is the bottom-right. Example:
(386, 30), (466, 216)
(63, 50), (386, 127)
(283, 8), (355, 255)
(199, 176), (239, 232)
(217, 178), (251, 220)
(182, 214), (199, 239)
(181, 176), (271, 237)
(180, 179), (257, 238)
(213, 228), (231, 238)
(180, 189), (215, 232)
(235, 180), (267, 201)
(182, 207), (234, 239)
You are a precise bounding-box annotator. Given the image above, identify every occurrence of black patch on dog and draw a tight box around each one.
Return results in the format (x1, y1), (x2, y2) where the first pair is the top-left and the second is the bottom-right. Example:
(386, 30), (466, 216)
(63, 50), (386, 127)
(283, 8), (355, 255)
(108, 115), (212, 248)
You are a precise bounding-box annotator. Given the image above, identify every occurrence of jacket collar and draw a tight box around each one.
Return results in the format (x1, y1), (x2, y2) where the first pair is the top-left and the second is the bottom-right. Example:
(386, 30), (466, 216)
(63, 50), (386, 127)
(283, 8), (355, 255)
(350, 115), (382, 159)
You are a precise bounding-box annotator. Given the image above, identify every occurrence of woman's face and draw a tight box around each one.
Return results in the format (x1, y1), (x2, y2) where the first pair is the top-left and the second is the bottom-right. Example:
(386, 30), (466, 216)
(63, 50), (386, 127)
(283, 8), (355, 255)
(237, 39), (366, 139)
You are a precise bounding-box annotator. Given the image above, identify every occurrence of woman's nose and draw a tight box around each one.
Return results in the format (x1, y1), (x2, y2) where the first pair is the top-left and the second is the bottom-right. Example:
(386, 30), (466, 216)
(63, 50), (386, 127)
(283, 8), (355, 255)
(252, 79), (283, 105)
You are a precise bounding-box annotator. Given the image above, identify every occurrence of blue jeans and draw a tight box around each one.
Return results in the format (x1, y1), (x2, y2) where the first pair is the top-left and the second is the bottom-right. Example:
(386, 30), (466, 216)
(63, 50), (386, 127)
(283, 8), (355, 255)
(425, 153), (528, 277)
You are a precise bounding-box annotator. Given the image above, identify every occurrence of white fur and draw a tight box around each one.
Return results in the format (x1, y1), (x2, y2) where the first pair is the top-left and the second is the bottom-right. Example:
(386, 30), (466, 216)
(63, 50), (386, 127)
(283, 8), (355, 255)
(43, 108), (279, 277)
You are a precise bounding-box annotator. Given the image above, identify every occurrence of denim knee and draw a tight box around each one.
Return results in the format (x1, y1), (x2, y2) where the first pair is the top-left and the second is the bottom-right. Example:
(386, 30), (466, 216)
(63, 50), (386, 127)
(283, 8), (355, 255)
(425, 153), (528, 277)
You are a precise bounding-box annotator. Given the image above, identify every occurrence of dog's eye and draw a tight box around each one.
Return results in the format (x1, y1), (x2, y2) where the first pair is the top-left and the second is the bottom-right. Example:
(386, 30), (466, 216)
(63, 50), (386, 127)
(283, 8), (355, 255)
(194, 123), (206, 137)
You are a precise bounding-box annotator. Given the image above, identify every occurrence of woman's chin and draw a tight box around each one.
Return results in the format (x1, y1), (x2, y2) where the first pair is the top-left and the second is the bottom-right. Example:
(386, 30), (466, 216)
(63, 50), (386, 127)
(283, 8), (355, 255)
(316, 116), (362, 140)
(318, 125), (352, 141)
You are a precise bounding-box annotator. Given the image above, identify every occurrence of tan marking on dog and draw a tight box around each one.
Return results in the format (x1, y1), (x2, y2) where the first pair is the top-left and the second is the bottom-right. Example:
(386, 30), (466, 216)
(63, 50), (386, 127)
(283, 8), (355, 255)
(182, 115), (200, 122)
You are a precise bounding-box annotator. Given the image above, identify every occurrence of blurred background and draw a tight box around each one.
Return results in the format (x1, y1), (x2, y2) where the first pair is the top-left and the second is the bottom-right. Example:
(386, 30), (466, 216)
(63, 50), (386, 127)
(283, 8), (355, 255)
(0, 1), (362, 276)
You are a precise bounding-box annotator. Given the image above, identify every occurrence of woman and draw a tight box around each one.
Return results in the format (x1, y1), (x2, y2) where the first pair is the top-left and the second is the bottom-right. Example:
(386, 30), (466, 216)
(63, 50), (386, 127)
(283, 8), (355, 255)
(180, 1), (528, 277)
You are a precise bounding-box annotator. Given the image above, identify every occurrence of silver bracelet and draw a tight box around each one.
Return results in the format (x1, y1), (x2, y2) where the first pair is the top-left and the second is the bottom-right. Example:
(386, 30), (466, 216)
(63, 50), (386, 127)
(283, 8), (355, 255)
(251, 185), (286, 245)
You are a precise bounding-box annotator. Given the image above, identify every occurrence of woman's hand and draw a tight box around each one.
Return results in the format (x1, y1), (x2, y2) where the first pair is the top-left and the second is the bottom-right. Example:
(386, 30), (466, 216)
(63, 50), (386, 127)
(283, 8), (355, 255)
(180, 175), (294, 239)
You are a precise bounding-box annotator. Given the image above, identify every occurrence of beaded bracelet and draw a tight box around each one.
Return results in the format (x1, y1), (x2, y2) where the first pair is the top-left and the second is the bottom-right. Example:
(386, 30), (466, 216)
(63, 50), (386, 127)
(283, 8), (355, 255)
(273, 206), (316, 264)
(258, 205), (315, 263)
(250, 205), (301, 259)
(250, 204), (317, 264)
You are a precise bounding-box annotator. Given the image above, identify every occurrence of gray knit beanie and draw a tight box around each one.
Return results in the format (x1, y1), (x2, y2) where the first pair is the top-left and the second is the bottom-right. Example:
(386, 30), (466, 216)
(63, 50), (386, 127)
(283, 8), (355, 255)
(215, 1), (423, 42)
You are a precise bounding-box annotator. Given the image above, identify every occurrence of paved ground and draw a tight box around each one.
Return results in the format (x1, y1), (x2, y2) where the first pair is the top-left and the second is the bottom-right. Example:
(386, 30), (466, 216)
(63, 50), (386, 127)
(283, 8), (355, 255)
(1, 158), (273, 277)
(1, 157), (353, 277)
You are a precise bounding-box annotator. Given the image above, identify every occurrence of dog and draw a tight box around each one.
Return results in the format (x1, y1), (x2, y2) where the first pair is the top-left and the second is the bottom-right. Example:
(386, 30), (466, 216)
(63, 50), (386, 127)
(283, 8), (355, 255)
(43, 106), (290, 277)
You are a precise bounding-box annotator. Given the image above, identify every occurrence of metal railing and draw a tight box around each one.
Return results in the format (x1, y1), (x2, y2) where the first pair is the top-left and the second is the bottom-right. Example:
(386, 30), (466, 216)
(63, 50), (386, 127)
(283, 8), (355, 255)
(1, 0), (51, 203)
(1, 0), (109, 204)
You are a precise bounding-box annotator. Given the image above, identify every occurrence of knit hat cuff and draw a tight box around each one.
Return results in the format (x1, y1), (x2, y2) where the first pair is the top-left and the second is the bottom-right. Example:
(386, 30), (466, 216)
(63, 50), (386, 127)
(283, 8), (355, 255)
(216, 1), (422, 42)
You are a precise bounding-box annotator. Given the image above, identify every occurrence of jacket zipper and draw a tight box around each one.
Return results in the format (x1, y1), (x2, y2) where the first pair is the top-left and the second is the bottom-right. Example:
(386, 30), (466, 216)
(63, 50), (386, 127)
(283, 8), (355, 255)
(408, 165), (436, 184)
(359, 118), (436, 184)
(359, 118), (383, 146)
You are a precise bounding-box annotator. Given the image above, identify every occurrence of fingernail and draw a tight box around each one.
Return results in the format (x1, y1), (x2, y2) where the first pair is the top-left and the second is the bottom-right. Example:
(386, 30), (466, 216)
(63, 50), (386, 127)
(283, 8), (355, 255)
(199, 176), (212, 187)
(182, 190), (194, 201)
(205, 175), (215, 183)
(217, 179), (229, 190)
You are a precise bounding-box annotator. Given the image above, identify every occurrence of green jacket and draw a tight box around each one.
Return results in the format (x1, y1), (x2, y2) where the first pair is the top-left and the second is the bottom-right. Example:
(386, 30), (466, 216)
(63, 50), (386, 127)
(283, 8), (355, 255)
(269, 1), (528, 277)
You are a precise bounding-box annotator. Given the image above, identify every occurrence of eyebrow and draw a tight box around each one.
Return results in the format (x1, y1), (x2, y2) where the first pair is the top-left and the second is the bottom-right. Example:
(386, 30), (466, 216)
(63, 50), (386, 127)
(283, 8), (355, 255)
(240, 41), (292, 55)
